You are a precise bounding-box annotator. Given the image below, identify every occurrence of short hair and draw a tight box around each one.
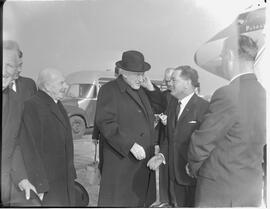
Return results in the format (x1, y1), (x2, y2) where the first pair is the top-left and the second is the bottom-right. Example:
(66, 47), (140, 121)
(37, 68), (61, 90)
(175, 65), (200, 88)
(225, 35), (258, 61)
(3, 40), (23, 58)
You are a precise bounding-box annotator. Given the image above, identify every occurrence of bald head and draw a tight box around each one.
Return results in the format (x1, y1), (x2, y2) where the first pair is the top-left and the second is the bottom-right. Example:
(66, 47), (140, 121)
(37, 68), (68, 101)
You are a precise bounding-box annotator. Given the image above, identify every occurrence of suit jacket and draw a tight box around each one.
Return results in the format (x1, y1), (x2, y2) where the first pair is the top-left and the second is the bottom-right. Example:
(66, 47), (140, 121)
(188, 73), (266, 207)
(96, 76), (155, 207)
(162, 93), (209, 185)
(18, 90), (76, 206)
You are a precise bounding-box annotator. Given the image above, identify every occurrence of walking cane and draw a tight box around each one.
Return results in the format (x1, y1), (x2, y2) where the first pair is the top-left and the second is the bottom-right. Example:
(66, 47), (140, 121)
(150, 146), (170, 208)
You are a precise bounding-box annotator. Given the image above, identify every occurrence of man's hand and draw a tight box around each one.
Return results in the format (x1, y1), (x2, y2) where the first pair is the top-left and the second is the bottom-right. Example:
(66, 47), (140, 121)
(141, 76), (155, 91)
(185, 163), (195, 178)
(147, 154), (164, 170)
(130, 143), (146, 160)
(18, 179), (44, 200)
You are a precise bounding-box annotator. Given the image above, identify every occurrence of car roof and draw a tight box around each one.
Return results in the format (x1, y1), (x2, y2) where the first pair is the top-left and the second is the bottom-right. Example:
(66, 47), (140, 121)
(65, 70), (115, 84)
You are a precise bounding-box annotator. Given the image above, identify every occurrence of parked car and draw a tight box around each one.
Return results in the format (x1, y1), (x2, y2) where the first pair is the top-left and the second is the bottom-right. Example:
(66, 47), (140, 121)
(62, 71), (115, 139)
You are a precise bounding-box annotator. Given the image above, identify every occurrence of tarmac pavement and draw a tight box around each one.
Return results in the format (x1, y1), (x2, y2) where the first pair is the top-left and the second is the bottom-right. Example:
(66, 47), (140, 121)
(73, 135), (100, 206)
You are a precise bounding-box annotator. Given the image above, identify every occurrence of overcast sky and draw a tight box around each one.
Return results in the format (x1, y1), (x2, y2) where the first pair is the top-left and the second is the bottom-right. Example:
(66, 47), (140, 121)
(3, 0), (263, 95)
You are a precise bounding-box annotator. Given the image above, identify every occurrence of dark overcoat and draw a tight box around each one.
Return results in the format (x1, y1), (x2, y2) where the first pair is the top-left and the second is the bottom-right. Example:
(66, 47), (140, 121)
(18, 90), (77, 206)
(188, 74), (266, 207)
(15, 76), (37, 102)
(1, 76), (37, 206)
(96, 76), (156, 207)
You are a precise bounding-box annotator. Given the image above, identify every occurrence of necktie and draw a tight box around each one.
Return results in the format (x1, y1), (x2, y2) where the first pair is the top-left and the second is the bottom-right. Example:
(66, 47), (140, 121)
(175, 101), (181, 125)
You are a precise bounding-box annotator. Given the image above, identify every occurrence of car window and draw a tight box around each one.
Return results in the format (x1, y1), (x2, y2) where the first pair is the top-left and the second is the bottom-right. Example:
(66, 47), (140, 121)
(66, 84), (97, 99)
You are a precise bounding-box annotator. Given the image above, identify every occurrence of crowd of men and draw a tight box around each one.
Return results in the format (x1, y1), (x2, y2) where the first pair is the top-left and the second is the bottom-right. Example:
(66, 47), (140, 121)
(2, 34), (266, 207)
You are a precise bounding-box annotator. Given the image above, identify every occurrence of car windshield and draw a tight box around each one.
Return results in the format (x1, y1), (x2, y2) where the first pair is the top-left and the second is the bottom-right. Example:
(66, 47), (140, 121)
(66, 84), (97, 99)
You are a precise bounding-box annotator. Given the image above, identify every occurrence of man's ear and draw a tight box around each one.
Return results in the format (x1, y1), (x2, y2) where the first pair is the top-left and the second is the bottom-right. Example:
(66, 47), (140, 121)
(186, 79), (192, 88)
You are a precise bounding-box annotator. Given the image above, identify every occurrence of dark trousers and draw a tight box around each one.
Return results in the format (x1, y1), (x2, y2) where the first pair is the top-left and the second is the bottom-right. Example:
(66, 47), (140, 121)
(169, 179), (195, 207)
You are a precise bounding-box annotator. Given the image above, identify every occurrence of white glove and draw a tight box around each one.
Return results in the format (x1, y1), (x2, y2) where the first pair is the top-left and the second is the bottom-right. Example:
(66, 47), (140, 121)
(130, 143), (146, 160)
(18, 179), (44, 200)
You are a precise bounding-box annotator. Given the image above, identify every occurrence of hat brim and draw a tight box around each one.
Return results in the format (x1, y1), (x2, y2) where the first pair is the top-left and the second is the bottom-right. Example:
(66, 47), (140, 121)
(115, 61), (151, 72)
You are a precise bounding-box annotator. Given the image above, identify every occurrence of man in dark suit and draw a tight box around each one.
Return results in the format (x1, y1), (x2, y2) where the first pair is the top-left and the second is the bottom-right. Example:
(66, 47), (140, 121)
(146, 66), (209, 207)
(1, 40), (37, 206)
(187, 35), (266, 207)
(95, 50), (156, 207)
(15, 68), (77, 206)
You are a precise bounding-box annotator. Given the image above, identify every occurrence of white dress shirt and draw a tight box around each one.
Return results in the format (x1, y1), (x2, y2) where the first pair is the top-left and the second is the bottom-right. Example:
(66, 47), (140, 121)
(177, 92), (194, 120)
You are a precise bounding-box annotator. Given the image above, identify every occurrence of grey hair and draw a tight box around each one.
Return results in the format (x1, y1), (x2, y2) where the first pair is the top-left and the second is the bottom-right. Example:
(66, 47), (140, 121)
(3, 40), (23, 58)
(36, 68), (60, 90)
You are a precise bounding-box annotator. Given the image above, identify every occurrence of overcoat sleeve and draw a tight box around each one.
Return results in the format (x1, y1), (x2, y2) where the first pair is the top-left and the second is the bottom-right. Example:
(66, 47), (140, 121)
(95, 84), (136, 157)
(143, 85), (167, 114)
(19, 101), (49, 193)
(188, 87), (236, 177)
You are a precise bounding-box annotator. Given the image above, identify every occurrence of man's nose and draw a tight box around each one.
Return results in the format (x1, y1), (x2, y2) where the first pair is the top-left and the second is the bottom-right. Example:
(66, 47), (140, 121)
(137, 75), (144, 82)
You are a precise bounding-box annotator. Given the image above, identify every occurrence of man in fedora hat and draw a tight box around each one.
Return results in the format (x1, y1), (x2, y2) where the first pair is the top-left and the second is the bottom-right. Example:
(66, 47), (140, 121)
(95, 50), (156, 207)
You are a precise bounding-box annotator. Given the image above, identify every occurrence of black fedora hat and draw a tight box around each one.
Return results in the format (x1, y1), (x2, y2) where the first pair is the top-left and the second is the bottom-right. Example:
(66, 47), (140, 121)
(116, 50), (151, 72)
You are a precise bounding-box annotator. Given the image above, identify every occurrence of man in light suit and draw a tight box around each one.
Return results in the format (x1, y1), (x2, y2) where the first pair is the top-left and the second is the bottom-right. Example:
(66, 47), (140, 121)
(187, 35), (266, 207)
(146, 66), (209, 207)
(96, 50), (156, 207)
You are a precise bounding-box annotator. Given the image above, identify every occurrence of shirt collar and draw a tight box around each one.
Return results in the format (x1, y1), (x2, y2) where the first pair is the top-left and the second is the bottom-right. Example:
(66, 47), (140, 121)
(230, 72), (254, 83)
(10, 80), (16, 92)
(179, 92), (194, 107)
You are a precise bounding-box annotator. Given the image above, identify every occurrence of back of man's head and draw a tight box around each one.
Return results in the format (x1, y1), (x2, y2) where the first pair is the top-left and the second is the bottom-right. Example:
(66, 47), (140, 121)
(225, 35), (258, 62)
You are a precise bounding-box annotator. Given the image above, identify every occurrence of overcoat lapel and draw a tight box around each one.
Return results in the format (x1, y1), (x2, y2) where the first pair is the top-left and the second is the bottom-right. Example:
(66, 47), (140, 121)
(138, 88), (154, 123)
(116, 76), (149, 119)
(49, 103), (67, 129)
(38, 90), (67, 129)
(126, 87), (147, 115)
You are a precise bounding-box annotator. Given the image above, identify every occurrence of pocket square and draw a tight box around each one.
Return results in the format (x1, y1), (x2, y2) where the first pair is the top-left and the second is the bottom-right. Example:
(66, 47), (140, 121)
(188, 120), (197, 124)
